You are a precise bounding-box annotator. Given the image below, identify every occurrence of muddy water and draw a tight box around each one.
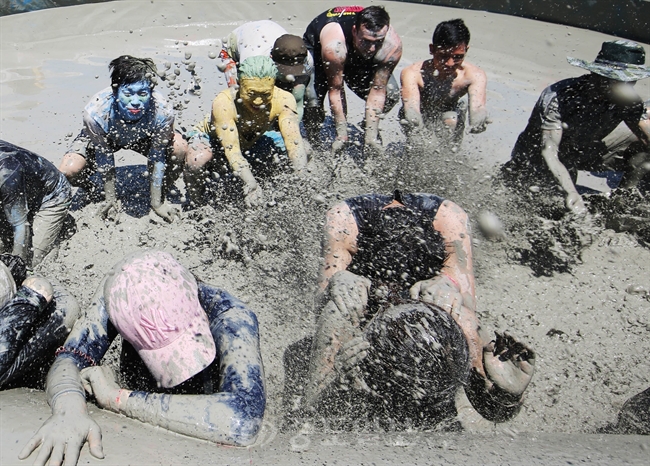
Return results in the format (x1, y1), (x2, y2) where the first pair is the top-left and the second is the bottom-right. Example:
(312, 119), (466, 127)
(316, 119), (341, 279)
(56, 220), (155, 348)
(1, 0), (650, 449)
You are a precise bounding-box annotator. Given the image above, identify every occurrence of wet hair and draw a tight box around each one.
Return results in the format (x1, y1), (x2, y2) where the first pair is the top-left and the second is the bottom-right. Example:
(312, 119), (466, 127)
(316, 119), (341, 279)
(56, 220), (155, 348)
(431, 19), (470, 49)
(355, 5), (390, 32)
(109, 55), (158, 91)
(359, 302), (470, 406)
(238, 55), (278, 81)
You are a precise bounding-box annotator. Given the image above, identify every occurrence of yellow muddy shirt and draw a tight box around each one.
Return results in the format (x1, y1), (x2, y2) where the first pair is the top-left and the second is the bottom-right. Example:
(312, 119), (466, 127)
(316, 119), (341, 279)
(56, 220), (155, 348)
(195, 87), (304, 173)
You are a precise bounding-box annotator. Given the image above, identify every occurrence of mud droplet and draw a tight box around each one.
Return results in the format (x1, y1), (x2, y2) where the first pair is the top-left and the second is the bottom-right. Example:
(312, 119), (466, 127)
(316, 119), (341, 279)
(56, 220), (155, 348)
(529, 185), (541, 193)
(625, 284), (647, 296)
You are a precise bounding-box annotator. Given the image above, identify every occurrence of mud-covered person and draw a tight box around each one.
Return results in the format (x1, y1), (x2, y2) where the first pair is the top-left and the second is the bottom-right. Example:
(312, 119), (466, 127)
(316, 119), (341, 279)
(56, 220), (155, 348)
(0, 253), (80, 389)
(0, 140), (72, 267)
(185, 56), (307, 208)
(59, 56), (187, 222)
(20, 250), (265, 466)
(503, 40), (650, 215)
(303, 191), (535, 426)
(399, 19), (488, 147)
(302, 5), (402, 156)
(217, 20), (314, 122)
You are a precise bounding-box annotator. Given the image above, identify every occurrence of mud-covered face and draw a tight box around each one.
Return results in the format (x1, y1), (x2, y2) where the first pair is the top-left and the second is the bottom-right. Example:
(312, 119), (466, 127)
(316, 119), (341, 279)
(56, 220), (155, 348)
(115, 80), (153, 121)
(239, 77), (275, 113)
(352, 24), (388, 59)
(430, 43), (467, 76)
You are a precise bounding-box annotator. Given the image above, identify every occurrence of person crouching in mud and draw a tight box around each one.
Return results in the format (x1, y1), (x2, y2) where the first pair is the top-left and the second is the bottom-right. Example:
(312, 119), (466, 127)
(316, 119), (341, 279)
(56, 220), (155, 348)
(503, 40), (650, 215)
(20, 250), (265, 466)
(184, 55), (307, 208)
(399, 19), (489, 148)
(303, 191), (535, 427)
(59, 55), (187, 223)
(0, 254), (80, 390)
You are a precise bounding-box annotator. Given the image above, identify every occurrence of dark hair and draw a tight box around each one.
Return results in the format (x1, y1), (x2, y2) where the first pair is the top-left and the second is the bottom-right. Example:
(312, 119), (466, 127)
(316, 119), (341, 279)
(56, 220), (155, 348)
(109, 55), (158, 90)
(360, 302), (470, 406)
(355, 5), (390, 32)
(432, 18), (470, 49)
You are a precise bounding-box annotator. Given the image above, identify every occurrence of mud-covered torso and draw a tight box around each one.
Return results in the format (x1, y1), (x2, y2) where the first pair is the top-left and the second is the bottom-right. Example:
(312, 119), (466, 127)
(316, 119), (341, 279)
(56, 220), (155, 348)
(345, 193), (447, 290)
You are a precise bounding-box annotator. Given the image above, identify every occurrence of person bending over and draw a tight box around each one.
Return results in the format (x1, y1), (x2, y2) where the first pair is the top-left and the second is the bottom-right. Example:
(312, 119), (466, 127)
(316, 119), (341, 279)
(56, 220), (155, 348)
(303, 5), (402, 155)
(59, 55), (187, 222)
(217, 20), (314, 122)
(503, 40), (650, 215)
(20, 250), (266, 466)
(304, 191), (535, 426)
(400, 19), (488, 146)
(185, 55), (307, 208)
(0, 140), (72, 266)
(0, 253), (80, 389)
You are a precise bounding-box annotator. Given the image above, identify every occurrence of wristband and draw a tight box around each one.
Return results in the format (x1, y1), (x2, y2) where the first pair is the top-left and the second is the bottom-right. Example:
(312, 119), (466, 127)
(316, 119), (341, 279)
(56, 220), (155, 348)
(442, 273), (460, 290)
(50, 388), (86, 407)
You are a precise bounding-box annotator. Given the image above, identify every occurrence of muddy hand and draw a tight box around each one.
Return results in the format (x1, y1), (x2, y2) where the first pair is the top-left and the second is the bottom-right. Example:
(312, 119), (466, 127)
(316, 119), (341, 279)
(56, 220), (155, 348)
(244, 183), (264, 208)
(364, 139), (385, 157)
(483, 332), (536, 396)
(152, 202), (181, 223)
(97, 199), (122, 222)
(565, 192), (587, 215)
(410, 275), (462, 315)
(329, 270), (371, 326)
(331, 138), (347, 156)
(80, 366), (122, 413)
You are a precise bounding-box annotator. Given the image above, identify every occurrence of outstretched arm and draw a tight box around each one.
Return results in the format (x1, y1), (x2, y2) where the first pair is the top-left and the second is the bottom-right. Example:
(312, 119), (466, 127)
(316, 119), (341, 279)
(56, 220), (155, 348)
(318, 202), (359, 291)
(321, 23), (349, 150)
(400, 64), (424, 128)
(467, 65), (489, 133)
(277, 92), (307, 171)
(19, 275), (113, 466)
(541, 128), (586, 214)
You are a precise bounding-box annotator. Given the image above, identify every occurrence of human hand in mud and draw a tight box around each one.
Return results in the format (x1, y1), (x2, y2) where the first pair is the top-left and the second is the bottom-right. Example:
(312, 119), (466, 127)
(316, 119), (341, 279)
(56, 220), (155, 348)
(80, 365), (125, 413)
(565, 192), (587, 215)
(364, 139), (386, 157)
(469, 109), (491, 134)
(328, 270), (371, 326)
(410, 274), (463, 315)
(152, 202), (181, 223)
(483, 332), (536, 396)
(331, 137), (348, 155)
(335, 335), (374, 393)
(243, 182), (264, 208)
(97, 199), (122, 222)
(19, 392), (104, 466)
(22, 276), (54, 303)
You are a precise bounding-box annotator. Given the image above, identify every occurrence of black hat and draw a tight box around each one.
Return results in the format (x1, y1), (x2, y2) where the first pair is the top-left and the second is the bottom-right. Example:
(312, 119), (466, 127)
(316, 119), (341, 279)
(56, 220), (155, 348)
(271, 34), (309, 78)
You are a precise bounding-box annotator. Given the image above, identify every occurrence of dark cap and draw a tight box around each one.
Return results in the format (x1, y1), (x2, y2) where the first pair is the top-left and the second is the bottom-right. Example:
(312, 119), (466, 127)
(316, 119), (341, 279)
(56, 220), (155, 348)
(568, 40), (650, 82)
(271, 34), (309, 78)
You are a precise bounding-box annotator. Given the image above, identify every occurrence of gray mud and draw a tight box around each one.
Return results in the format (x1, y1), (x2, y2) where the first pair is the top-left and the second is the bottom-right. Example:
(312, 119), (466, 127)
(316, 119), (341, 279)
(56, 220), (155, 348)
(1, 1), (650, 462)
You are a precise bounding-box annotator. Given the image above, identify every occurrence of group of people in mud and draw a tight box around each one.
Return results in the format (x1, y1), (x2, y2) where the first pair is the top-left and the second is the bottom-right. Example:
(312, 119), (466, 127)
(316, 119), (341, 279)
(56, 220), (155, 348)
(1, 4), (649, 465)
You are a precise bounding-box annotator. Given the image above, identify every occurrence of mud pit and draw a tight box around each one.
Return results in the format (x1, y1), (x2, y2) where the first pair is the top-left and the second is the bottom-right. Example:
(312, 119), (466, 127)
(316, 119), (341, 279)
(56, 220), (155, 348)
(1, 1), (650, 464)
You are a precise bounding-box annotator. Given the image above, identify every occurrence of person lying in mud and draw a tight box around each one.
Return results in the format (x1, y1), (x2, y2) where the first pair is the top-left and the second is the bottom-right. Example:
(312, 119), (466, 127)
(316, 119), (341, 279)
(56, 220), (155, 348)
(303, 191), (535, 427)
(503, 40), (650, 215)
(20, 250), (265, 466)
(0, 140), (72, 267)
(302, 5), (402, 156)
(399, 19), (489, 147)
(59, 55), (187, 222)
(217, 20), (314, 122)
(185, 55), (307, 208)
(0, 253), (80, 389)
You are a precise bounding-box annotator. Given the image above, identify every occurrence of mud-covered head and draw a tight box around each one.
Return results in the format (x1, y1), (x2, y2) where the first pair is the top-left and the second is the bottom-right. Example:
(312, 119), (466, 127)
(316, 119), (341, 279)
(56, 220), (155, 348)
(109, 55), (158, 90)
(430, 19), (470, 75)
(360, 302), (470, 405)
(352, 6), (390, 59)
(238, 56), (278, 114)
(105, 250), (216, 388)
(109, 56), (158, 121)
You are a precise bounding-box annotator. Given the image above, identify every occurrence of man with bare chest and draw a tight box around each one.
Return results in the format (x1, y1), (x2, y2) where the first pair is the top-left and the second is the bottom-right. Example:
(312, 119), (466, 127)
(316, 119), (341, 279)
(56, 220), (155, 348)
(400, 19), (488, 146)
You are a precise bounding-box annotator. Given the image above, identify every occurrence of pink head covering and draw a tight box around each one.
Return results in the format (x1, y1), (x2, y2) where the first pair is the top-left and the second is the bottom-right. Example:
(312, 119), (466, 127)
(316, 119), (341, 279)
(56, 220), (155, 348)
(105, 250), (216, 388)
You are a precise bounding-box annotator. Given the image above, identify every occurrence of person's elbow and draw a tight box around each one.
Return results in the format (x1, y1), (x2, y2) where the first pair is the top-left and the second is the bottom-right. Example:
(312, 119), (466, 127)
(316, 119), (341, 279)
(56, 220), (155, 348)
(228, 396), (266, 446)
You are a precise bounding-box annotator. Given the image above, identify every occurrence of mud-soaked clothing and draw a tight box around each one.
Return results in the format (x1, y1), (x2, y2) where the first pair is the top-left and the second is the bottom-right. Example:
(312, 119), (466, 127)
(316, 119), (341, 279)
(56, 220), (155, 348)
(615, 387), (650, 434)
(508, 76), (646, 177)
(303, 6), (399, 109)
(0, 255), (78, 389)
(344, 193), (447, 289)
(57, 281), (265, 418)
(68, 87), (175, 171)
(0, 141), (71, 261)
